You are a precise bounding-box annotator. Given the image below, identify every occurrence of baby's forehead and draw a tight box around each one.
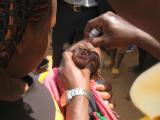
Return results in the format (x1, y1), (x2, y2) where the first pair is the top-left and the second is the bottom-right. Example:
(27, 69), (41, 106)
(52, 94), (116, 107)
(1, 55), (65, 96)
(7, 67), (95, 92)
(74, 41), (95, 49)
(74, 41), (101, 56)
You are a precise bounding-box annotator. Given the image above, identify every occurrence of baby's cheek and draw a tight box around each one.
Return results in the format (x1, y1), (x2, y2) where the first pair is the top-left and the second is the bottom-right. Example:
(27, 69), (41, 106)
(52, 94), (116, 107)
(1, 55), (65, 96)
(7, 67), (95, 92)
(72, 57), (88, 68)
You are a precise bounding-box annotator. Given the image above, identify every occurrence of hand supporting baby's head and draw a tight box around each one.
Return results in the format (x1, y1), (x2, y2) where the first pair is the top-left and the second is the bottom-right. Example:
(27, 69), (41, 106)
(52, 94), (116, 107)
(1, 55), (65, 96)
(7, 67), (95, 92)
(71, 41), (101, 77)
(58, 40), (101, 92)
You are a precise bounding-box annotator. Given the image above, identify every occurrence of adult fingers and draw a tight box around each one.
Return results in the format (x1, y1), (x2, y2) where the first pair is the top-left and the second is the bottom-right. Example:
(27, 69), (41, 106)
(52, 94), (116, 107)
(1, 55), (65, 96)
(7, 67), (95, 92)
(59, 51), (75, 77)
(91, 35), (112, 48)
(97, 91), (111, 100)
(95, 82), (112, 91)
(84, 17), (103, 38)
(95, 84), (106, 91)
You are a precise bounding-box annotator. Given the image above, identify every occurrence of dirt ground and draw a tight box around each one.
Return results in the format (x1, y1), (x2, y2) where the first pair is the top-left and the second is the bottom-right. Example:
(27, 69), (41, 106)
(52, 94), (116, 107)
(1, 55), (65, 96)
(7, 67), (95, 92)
(47, 47), (144, 120)
(100, 48), (144, 120)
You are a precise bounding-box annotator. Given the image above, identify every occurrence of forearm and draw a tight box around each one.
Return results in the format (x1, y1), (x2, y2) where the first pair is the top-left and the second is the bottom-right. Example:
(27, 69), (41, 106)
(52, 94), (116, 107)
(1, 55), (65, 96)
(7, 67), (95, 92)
(66, 96), (89, 120)
(135, 29), (160, 60)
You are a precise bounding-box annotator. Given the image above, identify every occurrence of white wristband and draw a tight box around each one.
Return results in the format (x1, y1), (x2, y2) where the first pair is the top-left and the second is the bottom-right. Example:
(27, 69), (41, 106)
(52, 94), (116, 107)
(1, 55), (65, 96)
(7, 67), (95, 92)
(67, 88), (89, 101)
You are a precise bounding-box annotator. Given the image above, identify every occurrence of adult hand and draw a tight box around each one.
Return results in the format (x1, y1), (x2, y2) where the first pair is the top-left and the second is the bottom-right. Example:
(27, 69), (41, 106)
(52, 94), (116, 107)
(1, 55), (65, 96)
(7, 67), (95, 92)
(84, 11), (139, 48)
(58, 48), (91, 92)
(90, 80), (112, 100)
(90, 80), (114, 109)
(58, 45), (91, 120)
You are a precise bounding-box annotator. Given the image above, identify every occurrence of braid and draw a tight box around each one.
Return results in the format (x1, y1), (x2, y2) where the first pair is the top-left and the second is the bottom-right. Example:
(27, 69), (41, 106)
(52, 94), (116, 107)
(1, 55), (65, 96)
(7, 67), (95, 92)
(0, 0), (51, 72)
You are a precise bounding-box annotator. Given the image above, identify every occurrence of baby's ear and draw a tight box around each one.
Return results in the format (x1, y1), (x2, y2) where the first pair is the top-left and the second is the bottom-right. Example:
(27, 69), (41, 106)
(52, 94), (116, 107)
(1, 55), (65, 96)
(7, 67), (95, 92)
(91, 69), (101, 80)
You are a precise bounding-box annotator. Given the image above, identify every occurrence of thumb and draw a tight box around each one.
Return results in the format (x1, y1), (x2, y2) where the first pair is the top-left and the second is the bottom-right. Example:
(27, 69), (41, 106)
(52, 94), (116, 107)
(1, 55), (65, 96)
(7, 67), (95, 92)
(91, 34), (112, 48)
(91, 35), (106, 47)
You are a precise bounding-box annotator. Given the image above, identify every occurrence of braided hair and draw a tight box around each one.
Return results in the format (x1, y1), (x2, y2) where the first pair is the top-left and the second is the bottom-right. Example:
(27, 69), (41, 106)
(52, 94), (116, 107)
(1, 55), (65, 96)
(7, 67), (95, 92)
(0, 0), (52, 72)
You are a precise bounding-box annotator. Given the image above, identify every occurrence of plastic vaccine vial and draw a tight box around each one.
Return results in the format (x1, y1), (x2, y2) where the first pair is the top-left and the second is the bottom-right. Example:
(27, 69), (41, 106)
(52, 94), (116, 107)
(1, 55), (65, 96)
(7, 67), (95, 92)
(89, 28), (101, 38)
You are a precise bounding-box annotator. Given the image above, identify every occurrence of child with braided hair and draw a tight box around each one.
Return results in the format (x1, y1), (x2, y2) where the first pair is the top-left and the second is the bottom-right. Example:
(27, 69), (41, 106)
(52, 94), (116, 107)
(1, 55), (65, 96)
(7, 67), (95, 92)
(0, 0), (57, 119)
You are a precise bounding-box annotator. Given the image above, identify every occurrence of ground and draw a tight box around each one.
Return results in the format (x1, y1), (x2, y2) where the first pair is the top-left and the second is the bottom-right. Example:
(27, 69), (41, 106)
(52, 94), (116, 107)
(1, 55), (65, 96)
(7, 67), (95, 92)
(101, 48), (143, 120)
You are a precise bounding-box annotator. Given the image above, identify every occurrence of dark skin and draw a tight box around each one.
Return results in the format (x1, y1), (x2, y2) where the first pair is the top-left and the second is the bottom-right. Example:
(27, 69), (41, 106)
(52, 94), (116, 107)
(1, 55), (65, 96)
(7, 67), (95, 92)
(58, 41), (112, 119)
(84, 12), (160, 59)
(0, 1), (91, 120)
(59, 49), (90, 120)
(71, 41), (112, 101)
(84, 2), (160, 117)
(84, 0), (160, 59)
(0, 0), (57, 101)
(64, 1), (160, 119)
(58, 41), (101, 92)
(72, 43), (100, 76)
(104, 0), (160, 39)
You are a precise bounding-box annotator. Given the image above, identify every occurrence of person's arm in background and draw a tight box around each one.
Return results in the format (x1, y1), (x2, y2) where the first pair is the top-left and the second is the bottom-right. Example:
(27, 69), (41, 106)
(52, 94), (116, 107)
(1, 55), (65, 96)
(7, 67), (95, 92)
(84, 12), (160, 59)
(135, 28), (160, 60)
(103, 0), (160, 44)
(59, 50), (91, 120)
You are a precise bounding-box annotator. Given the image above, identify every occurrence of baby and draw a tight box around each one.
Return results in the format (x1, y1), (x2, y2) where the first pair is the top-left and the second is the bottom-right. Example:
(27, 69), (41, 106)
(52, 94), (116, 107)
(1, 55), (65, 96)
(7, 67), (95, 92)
(43, 41), (117, 120)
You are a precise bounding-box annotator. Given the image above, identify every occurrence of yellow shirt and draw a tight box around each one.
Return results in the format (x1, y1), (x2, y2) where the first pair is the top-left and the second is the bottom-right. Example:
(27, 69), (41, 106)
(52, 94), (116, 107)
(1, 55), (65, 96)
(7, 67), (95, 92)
(38, 71), (64, 120)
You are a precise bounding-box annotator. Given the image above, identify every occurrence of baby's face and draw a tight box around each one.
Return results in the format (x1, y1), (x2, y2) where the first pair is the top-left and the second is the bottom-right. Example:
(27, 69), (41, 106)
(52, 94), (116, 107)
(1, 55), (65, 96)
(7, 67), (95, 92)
(72, 41), (100, 75)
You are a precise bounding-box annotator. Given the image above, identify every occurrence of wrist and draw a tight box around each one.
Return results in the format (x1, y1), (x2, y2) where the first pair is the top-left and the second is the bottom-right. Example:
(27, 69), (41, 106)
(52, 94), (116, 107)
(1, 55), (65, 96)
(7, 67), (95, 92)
(60, 88), (90, 107)
(132, 27), (142, 45)
(66, 95), (89, 120)
(134, 28), (151, 47)
(67, 78), (90, 91)
(67, 82), (90, 91)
